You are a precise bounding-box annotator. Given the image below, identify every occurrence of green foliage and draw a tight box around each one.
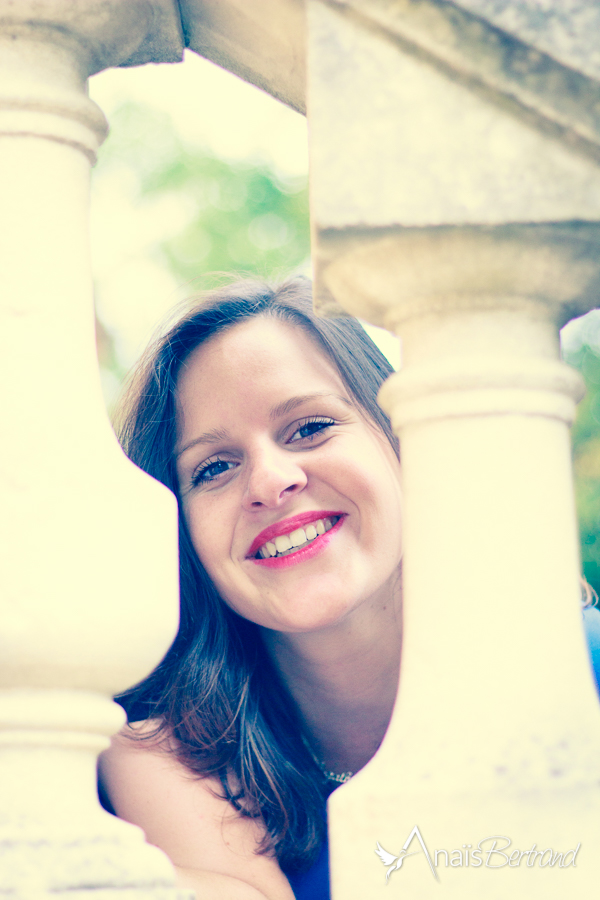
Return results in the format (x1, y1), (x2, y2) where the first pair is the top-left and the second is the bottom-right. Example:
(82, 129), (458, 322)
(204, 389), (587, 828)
(566, 338), (600, 598)
(97, 102), (310, 288)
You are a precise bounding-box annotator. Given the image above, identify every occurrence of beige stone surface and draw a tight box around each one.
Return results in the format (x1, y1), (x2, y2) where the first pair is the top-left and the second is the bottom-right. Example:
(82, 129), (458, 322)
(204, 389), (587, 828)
(305, 2), (600, 897)
(0, 4), (188, 896)
(0, 0), (183, 72)
(327, 274), (600, 897)
(309, 1), (600, 231)
(454, 0), (600, 83)
(181, 0), (306, 113)
(332, 0), (600, 161)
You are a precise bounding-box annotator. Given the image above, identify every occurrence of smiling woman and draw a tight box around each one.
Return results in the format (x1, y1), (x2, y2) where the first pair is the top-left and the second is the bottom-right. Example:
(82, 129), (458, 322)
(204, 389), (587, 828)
(98, 277), (404, 899)
(175, 314), (402, 635)
(98, 277), (600, 899)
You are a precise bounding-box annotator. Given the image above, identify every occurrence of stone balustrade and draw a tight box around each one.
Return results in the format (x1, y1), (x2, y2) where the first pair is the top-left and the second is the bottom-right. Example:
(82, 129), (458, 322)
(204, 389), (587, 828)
(0, 2), (189, 897)
(306, 1), (600, 895)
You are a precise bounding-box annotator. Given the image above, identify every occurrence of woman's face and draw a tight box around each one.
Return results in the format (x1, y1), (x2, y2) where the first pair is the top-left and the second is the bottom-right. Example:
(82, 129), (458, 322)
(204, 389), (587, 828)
(175, 316), (403, 634)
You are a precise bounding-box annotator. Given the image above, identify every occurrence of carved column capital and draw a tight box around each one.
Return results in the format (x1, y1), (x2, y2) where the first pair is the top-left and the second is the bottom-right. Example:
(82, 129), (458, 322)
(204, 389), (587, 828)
(0, 0), (183, 163)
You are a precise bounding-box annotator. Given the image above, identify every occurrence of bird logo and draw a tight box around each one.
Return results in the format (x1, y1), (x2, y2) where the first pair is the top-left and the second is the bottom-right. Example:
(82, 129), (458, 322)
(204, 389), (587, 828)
(375, 826), (439, 882)
(375, 842), (421, 882)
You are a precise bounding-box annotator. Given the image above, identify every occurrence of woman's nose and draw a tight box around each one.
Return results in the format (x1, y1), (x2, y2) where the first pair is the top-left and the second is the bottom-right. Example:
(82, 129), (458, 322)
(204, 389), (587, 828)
(242, 446), (308, 510)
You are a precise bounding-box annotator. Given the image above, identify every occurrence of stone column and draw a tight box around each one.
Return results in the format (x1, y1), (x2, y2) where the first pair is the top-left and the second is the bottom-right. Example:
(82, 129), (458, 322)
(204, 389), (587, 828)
(0, 2), (191, 896)
(307, 1), (600, 896)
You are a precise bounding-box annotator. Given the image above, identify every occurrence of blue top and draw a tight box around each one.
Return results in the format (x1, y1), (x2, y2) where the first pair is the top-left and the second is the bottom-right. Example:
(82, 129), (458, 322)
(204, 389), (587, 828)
(287, 606), (600, 900)
(285, 833), (330, 900)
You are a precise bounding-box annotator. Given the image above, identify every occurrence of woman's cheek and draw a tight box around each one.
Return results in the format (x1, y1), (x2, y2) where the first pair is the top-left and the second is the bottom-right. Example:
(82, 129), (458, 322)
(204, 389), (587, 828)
(185, 495), (235, 574)
(182, 500), (209, 563)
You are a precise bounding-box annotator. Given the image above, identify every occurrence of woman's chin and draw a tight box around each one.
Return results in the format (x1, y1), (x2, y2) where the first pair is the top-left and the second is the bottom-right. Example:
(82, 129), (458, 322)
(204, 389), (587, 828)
(258, 595), (361, 636)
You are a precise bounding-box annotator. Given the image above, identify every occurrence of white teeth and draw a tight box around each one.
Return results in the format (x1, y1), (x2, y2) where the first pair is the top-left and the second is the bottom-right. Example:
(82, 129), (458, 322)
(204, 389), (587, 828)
(290, 527), (307, 547)
(275, 534), (292, 552)
(258, 542), (277, 559)
(256, 516), (340, 559)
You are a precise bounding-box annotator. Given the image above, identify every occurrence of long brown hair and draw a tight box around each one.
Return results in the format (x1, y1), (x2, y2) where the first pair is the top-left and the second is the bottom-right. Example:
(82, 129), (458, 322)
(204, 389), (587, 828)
(115, 277), (398, 873)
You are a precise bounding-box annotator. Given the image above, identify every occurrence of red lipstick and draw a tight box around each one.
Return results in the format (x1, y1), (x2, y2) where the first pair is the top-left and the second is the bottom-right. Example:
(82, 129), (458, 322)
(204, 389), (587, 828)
(246, 510), (345, 559)
(251, 515), (345, 569)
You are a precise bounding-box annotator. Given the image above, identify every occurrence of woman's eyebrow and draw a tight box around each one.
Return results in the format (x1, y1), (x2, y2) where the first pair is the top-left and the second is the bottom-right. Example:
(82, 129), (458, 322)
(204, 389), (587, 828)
(176, 428), (229, 459)
(177, 393), (352, 459)
(269, 392), (352, 420)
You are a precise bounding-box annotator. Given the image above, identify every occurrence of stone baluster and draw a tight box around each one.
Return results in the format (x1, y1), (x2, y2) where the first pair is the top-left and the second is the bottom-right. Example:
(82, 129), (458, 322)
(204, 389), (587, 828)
(307, 0), (600, 896)
(0, 2), (191, 896)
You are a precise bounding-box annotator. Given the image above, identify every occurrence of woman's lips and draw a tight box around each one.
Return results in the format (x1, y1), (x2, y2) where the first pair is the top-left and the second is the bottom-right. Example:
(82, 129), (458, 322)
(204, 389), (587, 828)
(250, 515), (345, 568)
(246, 510), (345, 559)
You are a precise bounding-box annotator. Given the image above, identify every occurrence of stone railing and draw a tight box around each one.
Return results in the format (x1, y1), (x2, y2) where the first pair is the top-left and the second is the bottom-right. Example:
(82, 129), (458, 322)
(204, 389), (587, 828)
(1, 1), (599, 897)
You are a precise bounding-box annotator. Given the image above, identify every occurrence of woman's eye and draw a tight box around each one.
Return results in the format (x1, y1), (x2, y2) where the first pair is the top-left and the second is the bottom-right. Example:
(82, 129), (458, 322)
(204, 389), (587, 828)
(192, 458), (235, 486)
(289, 417), (335, 443)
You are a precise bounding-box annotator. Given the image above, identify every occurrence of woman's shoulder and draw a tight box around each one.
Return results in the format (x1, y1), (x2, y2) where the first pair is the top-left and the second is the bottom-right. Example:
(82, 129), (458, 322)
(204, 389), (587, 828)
(103, 717), (176, 756)
(99, 719), (294, 899)
(99, 717), (227, 837)
(100, 718), (185, 785)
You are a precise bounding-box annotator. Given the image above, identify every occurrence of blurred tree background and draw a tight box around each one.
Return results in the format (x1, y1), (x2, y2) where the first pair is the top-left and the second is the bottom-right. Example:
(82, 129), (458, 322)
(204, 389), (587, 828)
(92, 97), (600, 600)
(92, 99), (310, 394)
(104, 103), (310, 285)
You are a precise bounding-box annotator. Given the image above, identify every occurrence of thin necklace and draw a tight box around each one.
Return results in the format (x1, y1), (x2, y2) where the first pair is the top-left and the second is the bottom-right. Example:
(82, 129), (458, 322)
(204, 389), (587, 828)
(318, 764), (354, 784)
(302, 734), (354, 784)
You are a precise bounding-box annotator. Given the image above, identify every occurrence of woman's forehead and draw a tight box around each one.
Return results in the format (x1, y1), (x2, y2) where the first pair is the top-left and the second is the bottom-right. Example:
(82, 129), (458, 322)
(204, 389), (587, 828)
(172, 313), (396, 461)
(178, 315), (344, 394)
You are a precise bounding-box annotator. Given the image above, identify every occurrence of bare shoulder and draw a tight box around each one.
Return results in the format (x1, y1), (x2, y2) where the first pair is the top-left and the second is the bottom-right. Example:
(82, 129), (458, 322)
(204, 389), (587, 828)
(99, 720), (294, 900)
